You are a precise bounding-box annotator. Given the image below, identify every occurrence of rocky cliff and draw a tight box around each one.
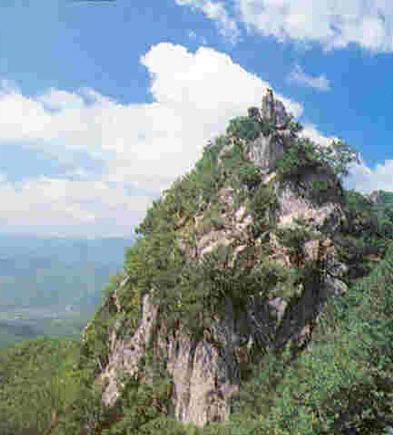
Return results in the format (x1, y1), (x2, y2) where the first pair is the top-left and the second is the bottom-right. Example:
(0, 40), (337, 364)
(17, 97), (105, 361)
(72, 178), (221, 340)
(81, 90), (351, 429)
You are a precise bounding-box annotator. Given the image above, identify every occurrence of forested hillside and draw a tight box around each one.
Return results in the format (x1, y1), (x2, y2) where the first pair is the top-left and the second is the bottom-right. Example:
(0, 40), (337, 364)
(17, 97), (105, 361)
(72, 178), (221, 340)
(0, 207), (391, 434)
(0, 92), (392, 434)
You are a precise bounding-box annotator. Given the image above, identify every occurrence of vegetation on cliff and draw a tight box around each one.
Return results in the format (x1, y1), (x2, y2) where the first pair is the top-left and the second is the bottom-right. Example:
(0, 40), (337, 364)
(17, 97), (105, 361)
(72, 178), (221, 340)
(0, 99), (392, 434)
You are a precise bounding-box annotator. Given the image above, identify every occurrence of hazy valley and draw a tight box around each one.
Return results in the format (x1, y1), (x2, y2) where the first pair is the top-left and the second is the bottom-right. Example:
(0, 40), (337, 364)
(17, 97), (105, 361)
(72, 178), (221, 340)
(0, 235), (132, 348)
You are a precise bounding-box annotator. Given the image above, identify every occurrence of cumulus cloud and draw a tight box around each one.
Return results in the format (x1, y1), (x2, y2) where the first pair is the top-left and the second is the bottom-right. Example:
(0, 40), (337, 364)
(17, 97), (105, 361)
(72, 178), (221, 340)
(300, 124), (337, 147)
(0, 40), (389, 236)
(288, 65), (331, 91)
(0, 175), (152, 236)
(2, 41), (389, 237)
(238, 0), (393, 52)
(140, 43), (302, 116)
(176, 0), (393, 52)
(345, 159), (393, 193)
(0, 42), (302, 236)
(175, 0), (241, 44)
(104, 43), (302, 189)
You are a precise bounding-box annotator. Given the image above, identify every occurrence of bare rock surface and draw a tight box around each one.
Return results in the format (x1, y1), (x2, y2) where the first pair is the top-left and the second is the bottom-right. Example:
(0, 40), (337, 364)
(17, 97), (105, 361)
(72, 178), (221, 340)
(246, 89), (294, 172)
(101, 292), (159, 406)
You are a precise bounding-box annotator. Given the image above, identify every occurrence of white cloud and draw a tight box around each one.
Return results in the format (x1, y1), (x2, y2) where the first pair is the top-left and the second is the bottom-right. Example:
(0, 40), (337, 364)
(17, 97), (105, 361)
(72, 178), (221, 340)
(0, 42), (302, 235)
(288, 65), (331, 91)
(301, 124), (336, 147)
(0, 41), (389, 236)
(0, 175), (152, 236)
(175, 0), (241, 44)
(140, 43), (302, 116)
(0, 43), (393, 235)
(176, 0), (393, 52)
(104, 43), (302, 188)
(0, 44), (302, 191)
(238, 0), (393, 52)
(345, 159), (393, 193)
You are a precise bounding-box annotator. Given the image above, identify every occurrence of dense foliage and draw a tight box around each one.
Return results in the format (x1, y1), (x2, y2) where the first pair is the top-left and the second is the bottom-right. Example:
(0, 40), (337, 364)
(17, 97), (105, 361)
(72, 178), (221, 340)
(276, 137), (359, 180)
(334, 189), (393, 284)
(0, 338), (81, 434)
(228, 244), (393, 434)
(112, 118), (280, 342)
(1, 241), (391, 434)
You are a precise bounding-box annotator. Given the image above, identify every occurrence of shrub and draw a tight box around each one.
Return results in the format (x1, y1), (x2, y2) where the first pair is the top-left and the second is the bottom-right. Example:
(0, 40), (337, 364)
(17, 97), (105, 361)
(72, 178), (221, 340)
(284, 114), (303, 134)
(275, 138), (321, 177)
(276, 137), (359, 181)
(311, 179), (330, 192)
(288, 119), (303, 134)
(237, 164), (262, 190)
(226, 116), (262, 141)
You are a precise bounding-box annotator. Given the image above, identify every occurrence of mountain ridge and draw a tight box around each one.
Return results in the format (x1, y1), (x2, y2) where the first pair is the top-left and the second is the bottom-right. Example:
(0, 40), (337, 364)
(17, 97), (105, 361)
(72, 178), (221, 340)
(79, 89), (381, 430)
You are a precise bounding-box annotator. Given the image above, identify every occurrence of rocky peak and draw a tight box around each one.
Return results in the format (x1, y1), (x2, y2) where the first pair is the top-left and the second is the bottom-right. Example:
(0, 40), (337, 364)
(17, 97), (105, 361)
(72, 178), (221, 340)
(261, 87), (288, 127)
(245, 89), (294, 172)
(82, 89), (349, 430)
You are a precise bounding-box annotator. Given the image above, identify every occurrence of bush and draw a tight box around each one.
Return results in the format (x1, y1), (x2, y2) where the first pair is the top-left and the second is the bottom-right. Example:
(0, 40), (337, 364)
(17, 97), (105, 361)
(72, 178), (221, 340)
(288, 119), (303, 134)
(226, 116), (262, 141)
(275, 138), (322, 177)
(276, 137), (359, 181)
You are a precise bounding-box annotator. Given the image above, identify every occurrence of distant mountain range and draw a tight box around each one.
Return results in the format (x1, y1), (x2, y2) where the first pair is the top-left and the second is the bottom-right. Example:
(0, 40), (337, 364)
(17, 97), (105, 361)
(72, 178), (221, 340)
(0, 235), (133, 347)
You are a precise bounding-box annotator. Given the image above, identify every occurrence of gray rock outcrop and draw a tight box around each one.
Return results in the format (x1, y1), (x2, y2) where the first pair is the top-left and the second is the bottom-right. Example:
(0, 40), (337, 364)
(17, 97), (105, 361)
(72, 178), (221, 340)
(246, 88), (295, 172)
(86, 90), (349, 429)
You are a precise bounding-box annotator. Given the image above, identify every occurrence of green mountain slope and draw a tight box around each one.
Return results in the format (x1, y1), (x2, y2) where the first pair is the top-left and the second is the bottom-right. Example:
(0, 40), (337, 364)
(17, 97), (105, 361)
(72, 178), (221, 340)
(0, 236), (391, 434)
(0, 91), (391, 434)
(228, 242), (393, 434)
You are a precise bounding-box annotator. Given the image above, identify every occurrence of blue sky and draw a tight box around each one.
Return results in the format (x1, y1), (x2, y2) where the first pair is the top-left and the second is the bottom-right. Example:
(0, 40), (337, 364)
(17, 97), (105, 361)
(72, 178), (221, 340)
(0, 0), (392, 236)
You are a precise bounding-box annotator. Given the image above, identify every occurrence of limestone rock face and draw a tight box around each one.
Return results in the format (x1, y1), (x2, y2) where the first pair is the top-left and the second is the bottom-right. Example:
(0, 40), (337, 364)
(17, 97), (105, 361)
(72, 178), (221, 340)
(100, 290), (243, 426)
(89, 89), (349, 429)
(246, 89), (294, 172)
(275, 173), (344, 231)
(162, 301), (241, 427)
(246, 134), (285, 172)
(101, 292), (159, 406)
(261, 88), (288, 127)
